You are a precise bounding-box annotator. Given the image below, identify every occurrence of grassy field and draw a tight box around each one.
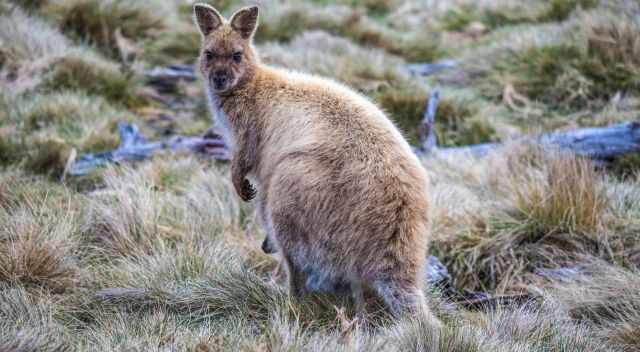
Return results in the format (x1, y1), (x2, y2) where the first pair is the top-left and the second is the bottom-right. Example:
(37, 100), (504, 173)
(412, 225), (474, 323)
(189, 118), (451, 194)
(1, 0), (639, 350)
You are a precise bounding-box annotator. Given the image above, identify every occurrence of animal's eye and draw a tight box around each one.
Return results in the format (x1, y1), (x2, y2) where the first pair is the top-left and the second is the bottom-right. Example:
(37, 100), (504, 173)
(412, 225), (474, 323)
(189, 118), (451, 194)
(205, 51), (215, 61)
(232, 51), (242, 63)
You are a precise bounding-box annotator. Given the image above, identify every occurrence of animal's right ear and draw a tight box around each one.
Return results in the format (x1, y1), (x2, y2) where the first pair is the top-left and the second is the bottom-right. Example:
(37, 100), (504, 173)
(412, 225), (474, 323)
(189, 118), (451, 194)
(193, 3), (223, 36)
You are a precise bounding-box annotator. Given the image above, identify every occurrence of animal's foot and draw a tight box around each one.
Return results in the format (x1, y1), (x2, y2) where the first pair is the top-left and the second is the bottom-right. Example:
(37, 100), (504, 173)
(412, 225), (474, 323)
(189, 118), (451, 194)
(239, 178), (256, 201)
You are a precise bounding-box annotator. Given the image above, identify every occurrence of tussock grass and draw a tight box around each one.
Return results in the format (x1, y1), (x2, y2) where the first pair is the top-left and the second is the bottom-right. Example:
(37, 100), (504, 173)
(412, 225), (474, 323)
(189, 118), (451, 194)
(472, 17), (640, 119)
(0, 286), (70, 351)
(430, 149), (617, 292)
(81, 159), (243, 258)
(43, 53), (143, 106)
(43, 0), (165, 58)
(0, 127), (24, 166)
(261, 31), (409, 92)
(6, 92), (128, 175)
(258, 2), (442, 61)
(548, 262), (640, 350)
(24, 138), (74, 177)
(0, 9), (141, 105)
(0, 177), (79, 292)
(373, 87), (496, 145)
(143, 24), (200, 65)
(0, 8), (71, 73)
(507, 150), (609, 235)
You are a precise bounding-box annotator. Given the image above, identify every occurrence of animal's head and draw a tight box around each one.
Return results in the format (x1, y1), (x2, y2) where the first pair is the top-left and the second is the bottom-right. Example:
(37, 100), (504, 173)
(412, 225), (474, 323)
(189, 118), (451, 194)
(193, 4), (259, 94)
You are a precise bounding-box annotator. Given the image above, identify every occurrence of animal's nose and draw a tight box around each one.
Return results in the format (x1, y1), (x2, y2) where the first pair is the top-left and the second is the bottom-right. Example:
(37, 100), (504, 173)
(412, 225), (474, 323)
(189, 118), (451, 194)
(213, 74), (227, 84)
(212, 70), (229, 88)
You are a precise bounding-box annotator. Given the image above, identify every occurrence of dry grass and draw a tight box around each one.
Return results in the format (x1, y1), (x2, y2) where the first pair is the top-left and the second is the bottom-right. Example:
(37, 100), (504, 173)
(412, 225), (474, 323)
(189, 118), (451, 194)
(0, 175), (79, 292)
(429, 148), (627, 293)
(1, 0), (640, 350)
(260, 31), (410, 92)
(547, 262), (640, 351)
(42, 0), (166, 58)
(507, 151), (609, 235)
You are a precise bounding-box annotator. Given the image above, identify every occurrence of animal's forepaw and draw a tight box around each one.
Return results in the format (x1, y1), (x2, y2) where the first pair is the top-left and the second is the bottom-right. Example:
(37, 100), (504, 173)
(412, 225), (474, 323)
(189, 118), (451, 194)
(239, 178), (257, 201)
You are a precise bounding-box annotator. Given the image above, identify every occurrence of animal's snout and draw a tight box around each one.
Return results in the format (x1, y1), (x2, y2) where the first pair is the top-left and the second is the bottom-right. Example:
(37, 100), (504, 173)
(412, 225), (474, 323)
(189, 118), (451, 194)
(212, 70), (231, 90)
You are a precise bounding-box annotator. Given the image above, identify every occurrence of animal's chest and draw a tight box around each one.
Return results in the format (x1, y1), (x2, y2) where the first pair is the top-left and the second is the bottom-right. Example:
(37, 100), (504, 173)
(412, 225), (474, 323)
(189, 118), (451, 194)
(209, 95), (235, 150)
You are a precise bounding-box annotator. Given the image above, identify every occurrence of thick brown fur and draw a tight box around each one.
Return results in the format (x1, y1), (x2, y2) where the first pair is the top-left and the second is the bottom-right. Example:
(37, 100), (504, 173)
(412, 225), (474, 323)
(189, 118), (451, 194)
(194, 4), (438, 322)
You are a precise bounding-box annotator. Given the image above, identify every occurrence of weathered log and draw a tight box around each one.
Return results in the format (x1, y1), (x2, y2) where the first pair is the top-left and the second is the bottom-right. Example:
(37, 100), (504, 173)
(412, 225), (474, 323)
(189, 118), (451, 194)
(69, 86), (639, 175)
(145, 64), (197, 94)
(432, 121), (640, 159)
(454, 293), (537, 310)
(418, 88), (440, 153)
(417, 89), (640, 159)
(146, 64), (197, 82)
(68, 122), (229, 176)
(406, 59), (459, 77)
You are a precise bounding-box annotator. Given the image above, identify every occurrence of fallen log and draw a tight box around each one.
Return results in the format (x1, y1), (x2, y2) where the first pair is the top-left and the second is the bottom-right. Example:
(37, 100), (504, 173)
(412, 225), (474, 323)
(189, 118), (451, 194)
(69, 88), (639, 175)
(68, 122), (229, 176)
(406, 59), (459, 77)
(145, 64), (197, 94)
(417, 89), (640, 159)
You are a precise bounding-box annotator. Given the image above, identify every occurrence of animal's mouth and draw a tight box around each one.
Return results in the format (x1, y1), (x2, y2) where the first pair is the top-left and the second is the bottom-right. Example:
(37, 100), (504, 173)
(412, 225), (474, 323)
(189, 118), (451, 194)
(209, 74), (234, 93)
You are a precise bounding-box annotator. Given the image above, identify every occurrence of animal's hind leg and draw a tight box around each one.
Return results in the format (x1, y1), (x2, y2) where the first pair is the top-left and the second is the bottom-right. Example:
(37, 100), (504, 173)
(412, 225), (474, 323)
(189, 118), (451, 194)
(373, 277), (440, 325)
(257, 194), (278, 254)
(270, 210), (308, 299)
(282, 253), (306, 299)
(350, 280), (366, 320)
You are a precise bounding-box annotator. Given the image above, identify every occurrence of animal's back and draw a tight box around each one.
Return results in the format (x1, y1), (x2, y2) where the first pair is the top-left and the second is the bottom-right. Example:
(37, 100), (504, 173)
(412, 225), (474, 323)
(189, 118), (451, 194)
(257, 66), (430, 290)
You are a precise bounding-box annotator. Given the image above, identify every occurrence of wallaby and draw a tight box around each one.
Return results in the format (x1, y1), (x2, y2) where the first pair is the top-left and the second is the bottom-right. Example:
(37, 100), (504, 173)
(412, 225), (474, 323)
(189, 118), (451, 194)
(194, 4), (439, 323)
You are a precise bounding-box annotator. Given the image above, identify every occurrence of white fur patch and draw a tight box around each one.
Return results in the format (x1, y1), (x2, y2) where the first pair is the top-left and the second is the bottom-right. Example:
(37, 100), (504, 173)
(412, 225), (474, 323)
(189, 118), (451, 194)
(207, 89), (235, 151)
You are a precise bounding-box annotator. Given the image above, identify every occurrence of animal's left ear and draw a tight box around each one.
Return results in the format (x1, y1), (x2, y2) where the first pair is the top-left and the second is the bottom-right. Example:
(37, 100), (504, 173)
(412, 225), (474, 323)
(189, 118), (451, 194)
(229, 6), (259, 39)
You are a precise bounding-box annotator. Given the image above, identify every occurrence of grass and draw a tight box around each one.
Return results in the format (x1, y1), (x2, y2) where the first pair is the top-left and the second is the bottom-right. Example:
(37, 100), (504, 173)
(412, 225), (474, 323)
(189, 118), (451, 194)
(1, 0), (640, 350)
(42, 52), (143, 107)
(467, 16), (640, 124)
(42, 0), (166, 59)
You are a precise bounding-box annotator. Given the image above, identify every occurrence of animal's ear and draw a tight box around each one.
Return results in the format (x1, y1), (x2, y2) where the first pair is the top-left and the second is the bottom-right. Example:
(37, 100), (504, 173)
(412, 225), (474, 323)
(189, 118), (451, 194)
(229, 6), (259, 39)
(193, 3), (223, 36)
